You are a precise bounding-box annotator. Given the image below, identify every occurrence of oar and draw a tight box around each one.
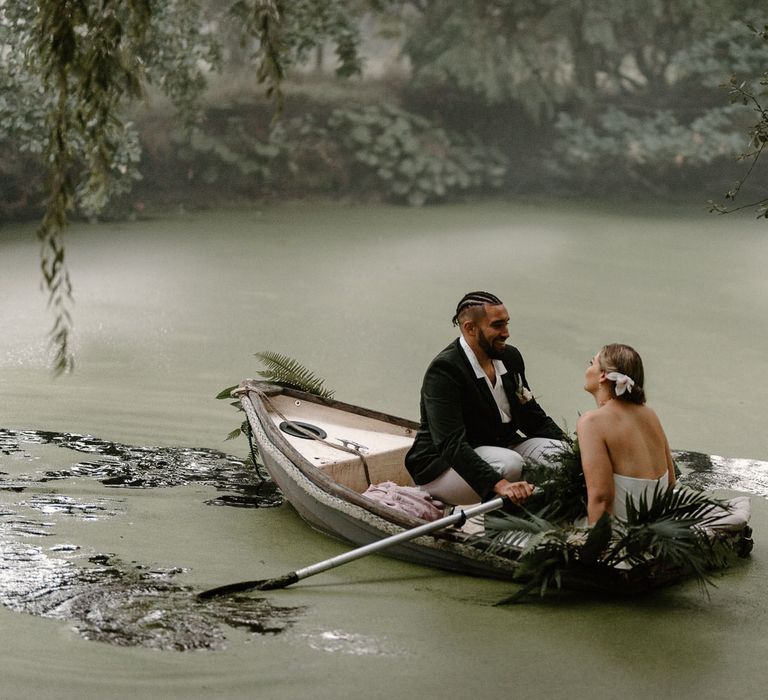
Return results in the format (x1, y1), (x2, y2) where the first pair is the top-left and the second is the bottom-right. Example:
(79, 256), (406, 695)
(197, 496), (507, 599)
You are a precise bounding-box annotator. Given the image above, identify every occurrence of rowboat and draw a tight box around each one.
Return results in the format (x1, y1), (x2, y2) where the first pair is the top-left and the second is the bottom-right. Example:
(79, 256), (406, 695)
(235, 379), (754, 593)
(236, 379), (522, 580)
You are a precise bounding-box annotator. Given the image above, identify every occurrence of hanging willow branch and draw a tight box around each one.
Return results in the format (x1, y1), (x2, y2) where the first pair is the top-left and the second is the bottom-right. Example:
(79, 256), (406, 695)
(33, 0), (151, 374)
(229, 0), (364, 118)
(34, 1), (79, 375)
(31, 0), (288, 373)
(26, 0), (362, 373)
(230, 0), (285, 115)
(711, 22), (768, 219)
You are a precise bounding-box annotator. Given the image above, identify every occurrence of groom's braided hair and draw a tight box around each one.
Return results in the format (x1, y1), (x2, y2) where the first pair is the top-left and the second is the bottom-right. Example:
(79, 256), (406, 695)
(452, 291), (503, 326)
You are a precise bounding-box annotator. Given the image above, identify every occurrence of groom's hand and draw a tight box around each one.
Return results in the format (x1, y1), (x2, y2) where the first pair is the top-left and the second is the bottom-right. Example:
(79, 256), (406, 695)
(493, 478), (535, 504)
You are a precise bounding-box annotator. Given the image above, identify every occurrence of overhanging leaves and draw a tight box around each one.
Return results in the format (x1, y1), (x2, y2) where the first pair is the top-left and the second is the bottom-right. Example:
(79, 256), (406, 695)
(33, 0), (151, 375)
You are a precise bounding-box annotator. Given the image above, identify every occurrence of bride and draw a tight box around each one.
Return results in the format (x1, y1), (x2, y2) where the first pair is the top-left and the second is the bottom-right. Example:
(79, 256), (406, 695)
(577, 343), (676, 525)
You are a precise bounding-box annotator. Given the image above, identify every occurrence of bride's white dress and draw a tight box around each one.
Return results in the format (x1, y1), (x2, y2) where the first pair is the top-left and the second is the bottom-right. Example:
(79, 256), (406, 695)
(612, 472), (751, 531)
(572, 471), (669, 528)
(611, 471), (669, 520)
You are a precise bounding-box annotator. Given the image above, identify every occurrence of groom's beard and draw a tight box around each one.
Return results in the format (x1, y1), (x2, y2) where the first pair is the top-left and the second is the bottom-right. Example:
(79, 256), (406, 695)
(478, 331), (505, 360)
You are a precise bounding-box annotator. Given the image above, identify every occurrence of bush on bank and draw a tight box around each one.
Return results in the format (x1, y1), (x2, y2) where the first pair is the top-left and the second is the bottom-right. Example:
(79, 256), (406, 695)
(0, 78), (756, 222)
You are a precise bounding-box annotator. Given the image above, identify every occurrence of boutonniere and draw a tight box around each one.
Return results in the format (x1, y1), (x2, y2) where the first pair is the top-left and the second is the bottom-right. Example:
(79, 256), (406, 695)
(517, 386), (534, 404)
(514, 374), (533, 404)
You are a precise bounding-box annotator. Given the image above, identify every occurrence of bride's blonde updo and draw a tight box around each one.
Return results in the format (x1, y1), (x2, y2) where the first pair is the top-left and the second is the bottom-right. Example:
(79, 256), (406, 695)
(599, 343), (646, 405)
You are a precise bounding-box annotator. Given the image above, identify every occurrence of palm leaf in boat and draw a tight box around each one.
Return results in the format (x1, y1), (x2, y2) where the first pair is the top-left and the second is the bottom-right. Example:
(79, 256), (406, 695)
(479, 470), (740, 602)
(254, 351), (335, 398)
(215, 351), (334, 472)
(601, 484), (735, 591)
(521, 434), (588, 522)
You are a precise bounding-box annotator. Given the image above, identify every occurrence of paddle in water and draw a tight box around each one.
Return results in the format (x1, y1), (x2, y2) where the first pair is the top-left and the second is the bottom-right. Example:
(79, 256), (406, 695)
(197, 496), (507, 599)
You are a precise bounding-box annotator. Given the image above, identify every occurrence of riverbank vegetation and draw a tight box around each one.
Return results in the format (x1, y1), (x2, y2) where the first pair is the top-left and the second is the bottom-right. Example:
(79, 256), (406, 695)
(4, 1), (768, 223)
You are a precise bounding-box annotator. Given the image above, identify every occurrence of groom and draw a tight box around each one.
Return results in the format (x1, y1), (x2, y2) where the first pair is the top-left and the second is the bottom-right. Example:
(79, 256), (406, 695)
(405, 291), (565, 505)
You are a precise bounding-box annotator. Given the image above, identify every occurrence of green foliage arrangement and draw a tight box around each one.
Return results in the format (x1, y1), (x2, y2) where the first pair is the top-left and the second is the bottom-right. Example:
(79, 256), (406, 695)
(480, 439), (745, 603)
(251, 350), (335, 399)
(519, 434), (588, 523)
(217, 351), (334, 449)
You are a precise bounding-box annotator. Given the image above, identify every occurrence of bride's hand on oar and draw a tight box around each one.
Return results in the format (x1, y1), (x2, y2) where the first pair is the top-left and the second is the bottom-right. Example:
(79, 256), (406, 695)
(493, 479), (535, 504)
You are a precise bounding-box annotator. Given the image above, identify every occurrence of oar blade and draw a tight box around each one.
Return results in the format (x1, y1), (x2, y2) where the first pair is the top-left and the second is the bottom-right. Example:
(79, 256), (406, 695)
(257, 572), (301, 591)
(197, 572), (299, 600)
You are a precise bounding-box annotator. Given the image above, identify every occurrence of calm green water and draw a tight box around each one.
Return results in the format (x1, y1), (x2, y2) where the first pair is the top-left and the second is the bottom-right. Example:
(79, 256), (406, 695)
(1, 200), (768, 699)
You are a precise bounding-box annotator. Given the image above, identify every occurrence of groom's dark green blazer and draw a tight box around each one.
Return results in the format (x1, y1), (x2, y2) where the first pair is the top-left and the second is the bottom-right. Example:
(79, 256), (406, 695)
(405, 339), (564, 498)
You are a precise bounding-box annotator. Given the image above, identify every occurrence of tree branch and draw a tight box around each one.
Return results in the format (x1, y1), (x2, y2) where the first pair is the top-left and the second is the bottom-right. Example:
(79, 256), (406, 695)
(32, 0), (151, 374)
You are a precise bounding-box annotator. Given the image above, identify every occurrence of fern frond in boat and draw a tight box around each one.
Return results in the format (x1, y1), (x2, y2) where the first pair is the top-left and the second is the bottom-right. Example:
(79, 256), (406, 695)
(478, 456), (743, 602)
(255, 351), (335, 398)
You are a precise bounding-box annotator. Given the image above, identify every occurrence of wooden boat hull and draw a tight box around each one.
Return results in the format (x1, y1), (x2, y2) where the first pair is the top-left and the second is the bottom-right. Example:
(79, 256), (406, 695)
(240, 381), (520, 580)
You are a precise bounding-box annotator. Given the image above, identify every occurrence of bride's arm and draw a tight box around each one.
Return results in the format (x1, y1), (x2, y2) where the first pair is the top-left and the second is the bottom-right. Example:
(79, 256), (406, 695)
(664, 436), (676, 487)
(577, 412), (615, 524)
(650, 407), (676, 488)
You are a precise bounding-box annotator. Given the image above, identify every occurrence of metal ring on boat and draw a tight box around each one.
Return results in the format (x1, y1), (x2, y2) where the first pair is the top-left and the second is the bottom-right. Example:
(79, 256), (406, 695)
(278, 421), (328, 440)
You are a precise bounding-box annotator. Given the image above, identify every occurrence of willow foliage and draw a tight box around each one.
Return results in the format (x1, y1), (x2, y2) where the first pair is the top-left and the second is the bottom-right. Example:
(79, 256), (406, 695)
(714, 20), (768, 218)
(31, 0), (151, 374)
(3, 0), (364, 374)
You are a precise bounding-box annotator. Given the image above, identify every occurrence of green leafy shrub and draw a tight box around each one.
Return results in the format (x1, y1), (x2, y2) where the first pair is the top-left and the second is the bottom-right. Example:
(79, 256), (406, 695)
(174, 102), (508, 205)
(550, 106), (747, 193)
(327, 104), (508, 205)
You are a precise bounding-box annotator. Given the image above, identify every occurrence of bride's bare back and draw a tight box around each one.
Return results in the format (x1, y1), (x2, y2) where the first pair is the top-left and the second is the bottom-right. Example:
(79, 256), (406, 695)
(578, 345), (676, 523)
(579, 402), (672, 480)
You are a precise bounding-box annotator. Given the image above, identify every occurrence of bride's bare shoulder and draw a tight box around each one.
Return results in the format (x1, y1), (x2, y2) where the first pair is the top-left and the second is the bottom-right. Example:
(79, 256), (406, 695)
(576, 407), (606, 430)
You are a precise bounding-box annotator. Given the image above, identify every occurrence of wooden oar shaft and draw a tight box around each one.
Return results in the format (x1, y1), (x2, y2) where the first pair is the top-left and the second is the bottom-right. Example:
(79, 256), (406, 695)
(291, 497), (506, 583)
(198, 497), (505, 598)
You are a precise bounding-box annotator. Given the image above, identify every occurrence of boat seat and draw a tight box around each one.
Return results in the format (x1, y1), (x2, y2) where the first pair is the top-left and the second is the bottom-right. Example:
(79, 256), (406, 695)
(263, 393), (417, 493)
(318, 445), (415, 493)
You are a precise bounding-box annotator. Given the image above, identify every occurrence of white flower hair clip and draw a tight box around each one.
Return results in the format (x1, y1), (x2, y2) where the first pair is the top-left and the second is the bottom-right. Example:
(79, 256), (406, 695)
(605, 371), (634, 396)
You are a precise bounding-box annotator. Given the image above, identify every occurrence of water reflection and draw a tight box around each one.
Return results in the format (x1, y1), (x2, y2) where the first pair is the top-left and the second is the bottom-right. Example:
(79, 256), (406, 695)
(0, 427), (283, 507)
(0, 427), (765, 652)
(0, 427), (297, 652)
(674, 451), (768, 497)
(300, 628), (401, 656)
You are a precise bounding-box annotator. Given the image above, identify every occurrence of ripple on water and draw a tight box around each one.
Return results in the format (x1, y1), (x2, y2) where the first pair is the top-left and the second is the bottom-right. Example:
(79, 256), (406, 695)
(0, 427), (282, 507)
(0, 427), (300, 651)
(0, 430), (763, 652)
(300, 629), (401, 657)
(674, 450), (768, 496)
